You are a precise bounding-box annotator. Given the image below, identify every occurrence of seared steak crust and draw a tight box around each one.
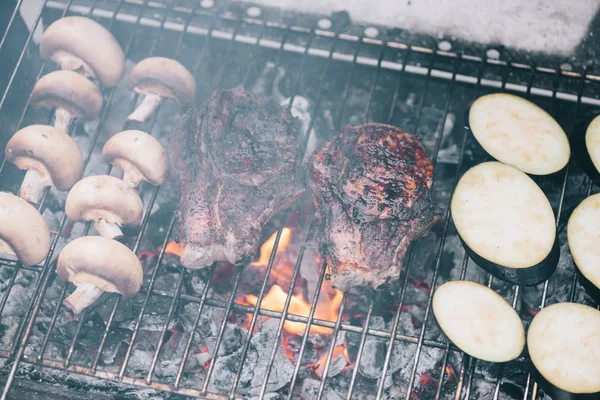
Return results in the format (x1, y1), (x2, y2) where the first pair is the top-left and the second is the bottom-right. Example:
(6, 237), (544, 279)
(310, 123), (439, 291)
(171, 87), (304, 268)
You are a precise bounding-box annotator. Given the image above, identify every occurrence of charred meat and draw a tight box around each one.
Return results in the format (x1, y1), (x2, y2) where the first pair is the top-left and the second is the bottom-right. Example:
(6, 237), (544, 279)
(310, 123), (439, 291)
(171, 87), (305, 268)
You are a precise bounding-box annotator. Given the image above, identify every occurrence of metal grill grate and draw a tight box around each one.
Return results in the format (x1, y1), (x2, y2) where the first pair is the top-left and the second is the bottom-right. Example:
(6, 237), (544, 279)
(0, 0), (598, 399)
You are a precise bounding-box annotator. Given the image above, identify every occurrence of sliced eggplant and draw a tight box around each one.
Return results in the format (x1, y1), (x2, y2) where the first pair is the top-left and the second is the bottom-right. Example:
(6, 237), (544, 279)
(451, 162), (559, 286)
(571, 113), (600, 184)
(432, 281), (525, 362)
(567, 193), (600, 303)
(468, 93), (570, 175)
(528, 303), (600, 399)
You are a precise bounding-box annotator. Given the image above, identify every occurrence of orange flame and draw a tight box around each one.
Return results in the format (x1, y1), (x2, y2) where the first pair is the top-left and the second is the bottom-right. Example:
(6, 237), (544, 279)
(162, 240), (182, 257)
(313, 344), (351, 378)
(252, 228), (292, 268)
(243, 283), (343, 336)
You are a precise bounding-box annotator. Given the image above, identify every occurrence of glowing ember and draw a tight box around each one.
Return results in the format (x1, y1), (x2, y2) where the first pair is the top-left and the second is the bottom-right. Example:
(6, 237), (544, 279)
(162, 240), (182, 257)
(137, 251), (156, 262)
(243, 283), (343, 335)
(445, 364), (455, 381)
(419, 371), (436, 387)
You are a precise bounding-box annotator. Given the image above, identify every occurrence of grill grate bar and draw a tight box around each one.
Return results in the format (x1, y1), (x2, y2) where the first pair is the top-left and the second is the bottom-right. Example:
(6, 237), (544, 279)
(298, 34), (339, 161)
(128, 285), (455, 348)
(525, 70), (588, 400)
(229, 226), (286, 397)
(118, 213), (177, 378)
(0, 0), (53, 112)
(145, 268), (187, 384)
(173, 263), (217, 388)
(36, 284), (69, 363)
(452, 59), (512, 400)
(489, 64), (539, 400)
(374, 49), (447, 399)
(317, 295), (348, 398)
(0, 0), (24, 52)
(345, 292), (375, 400)
(286, 261), (328, 398)
(201, 264), (245, 394)
(256, 222), (312, 399)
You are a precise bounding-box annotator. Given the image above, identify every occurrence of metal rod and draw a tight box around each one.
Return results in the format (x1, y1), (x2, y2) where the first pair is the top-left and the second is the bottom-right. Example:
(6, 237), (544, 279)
(145, 268), (186, 384)
(345, 291), (375, 400)
(173, 264), (216, 388)
(229, 227), (285, 397)
(118, 213), (177, 378)
(257, 220), (315, 398)
(525, 68), (587, 400)
(201, 264), (245, 394)
(0, 0), (53, 113)
(286, 260), (328, 398)
(316, 295), (347, 398)
(0, 0), (24, 53)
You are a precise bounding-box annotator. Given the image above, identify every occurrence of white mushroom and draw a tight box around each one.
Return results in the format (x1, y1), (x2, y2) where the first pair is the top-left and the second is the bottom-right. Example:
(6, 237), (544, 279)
(65, 175), (143, 239)
(102, 130), (168, 187)
(39, 16), (125, 87)
(5, 125), (83, 204)
(0, 192), (50, 266)
(30, 71), (103, 132)
(127, 57), (196, 122)
(57, 236), (143, 314)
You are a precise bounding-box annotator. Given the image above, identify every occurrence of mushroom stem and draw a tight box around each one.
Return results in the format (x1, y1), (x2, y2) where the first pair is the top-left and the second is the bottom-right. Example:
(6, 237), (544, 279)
(123, 168), (145, 188)
(54, 108), (74, 133)
(0, 239), (17, 261)
(127, 93), (163, 122)
(94, 218), (124, 239)
(20, 169), (49, 204)
(63, 283), (104, 314)
(51, 50), (96, 79)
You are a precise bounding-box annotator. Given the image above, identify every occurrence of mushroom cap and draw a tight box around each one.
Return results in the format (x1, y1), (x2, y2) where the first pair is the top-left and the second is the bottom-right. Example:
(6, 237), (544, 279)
(39, 16), (125, 87)
(0, 192), (50, 266)
(5, 125), (83, 191)
(30, 71), (103, 120)
(128, 57), (196, 107)
(65, 175), (143, 227)
(102, 130), (168, 186)
(57, 236), (142, 296)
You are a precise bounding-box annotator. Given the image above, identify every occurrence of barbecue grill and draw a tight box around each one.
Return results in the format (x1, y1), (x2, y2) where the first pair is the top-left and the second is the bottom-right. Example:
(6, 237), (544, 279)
(0, 0), (598, 399)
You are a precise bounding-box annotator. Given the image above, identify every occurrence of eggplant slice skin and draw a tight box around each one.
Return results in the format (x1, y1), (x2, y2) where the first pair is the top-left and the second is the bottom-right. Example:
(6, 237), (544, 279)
(572, 112), (600, 185)
(567, 193), (600, 303)
(528, 303), (600, 398)
(432, 281), (525, 363)
(468, 93), (570, 175)
(451, 162), (558, 286)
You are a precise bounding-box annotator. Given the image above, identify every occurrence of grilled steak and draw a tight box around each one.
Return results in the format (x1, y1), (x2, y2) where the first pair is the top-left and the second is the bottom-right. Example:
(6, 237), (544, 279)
(171, 87), (304, 268)
(310, 123), (439, 291)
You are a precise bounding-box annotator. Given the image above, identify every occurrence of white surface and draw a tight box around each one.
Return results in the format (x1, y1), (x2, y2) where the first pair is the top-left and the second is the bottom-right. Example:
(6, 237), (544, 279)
(432, 281), (525, 362)
(469, 93), (570, 175)
(568, 193), (600, 289)
(586, 115), (600, 174)
(451, 162), (556, 269)
(242, 0), (600, 55)
(528, 303), (600, 394)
